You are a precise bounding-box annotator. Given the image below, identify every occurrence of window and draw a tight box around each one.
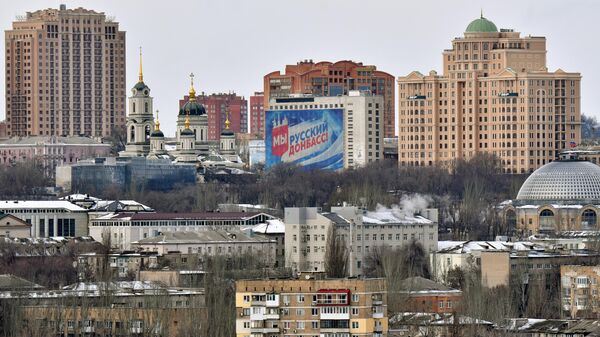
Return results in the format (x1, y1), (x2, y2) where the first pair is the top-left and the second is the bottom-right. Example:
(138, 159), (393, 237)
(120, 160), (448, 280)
(352, 294), (359, 302)
(243, 295), (250, 302)
(296, 308), (305, 316)
(351, 321), (359, 329)
(582, 209), (597, 229)
(352, 308), (359, 315)
(297, 295), (305, 303)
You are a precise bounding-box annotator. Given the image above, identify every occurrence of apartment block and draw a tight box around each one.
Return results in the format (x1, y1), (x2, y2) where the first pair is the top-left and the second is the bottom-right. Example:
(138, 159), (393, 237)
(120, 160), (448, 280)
(265, 60), (395, 138)
(4, 5), (126, 137)
(250, 91), (265, 137)
(561, 265), (600, 319)
(267, 92), (384, 169)
(179, 92), (248, 140)
(397, 15), (581, 173)
(235, 278), (388, 337)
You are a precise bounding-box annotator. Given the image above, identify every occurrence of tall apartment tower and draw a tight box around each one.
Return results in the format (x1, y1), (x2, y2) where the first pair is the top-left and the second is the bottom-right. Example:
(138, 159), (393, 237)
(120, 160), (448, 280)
(4, 5), (126, 137)
(179, 92), (247, 141)
(264, 60), (396, 138)
(397, 15), (581, 173)
(249, 91), (264, 137)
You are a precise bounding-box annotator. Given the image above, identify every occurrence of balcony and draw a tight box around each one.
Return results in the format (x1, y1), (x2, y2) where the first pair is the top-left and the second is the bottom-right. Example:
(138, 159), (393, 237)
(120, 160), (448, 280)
(250, 327), (280, 334)
(320, 312), (350, 320)
(372, 312), (384, 319)
(263, 313), (280, 320)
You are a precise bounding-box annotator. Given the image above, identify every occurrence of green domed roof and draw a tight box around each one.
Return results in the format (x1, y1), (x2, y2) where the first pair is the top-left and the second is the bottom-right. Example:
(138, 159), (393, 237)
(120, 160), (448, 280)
(466, 16), (498, 33)
(221, 129), (234, 137)
(180, 128), (194, 136)
(150, 129), (164, 138)
(133, 81), (150, 92)
(179, 100), (206, 116)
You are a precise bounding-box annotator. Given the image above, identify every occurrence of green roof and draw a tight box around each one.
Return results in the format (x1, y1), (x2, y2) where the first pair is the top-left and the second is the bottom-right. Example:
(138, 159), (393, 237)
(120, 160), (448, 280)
(466, 16), (498, 33)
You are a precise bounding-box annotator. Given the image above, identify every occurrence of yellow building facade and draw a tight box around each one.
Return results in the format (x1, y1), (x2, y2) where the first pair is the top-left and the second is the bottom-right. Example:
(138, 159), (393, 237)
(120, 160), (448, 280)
(398, 15), (581, 173)
(236, 278), (387, 337)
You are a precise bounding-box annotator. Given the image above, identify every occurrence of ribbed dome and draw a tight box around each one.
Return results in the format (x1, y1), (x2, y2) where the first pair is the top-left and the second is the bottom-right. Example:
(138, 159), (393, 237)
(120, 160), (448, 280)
(466, 16), (498, 33)
(516, 161), (600, 204)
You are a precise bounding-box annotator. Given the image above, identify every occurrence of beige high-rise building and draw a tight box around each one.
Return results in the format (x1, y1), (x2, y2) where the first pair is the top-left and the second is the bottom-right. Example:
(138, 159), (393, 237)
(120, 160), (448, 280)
(397, 14), (581, 173)
(4, 5), (126, 137)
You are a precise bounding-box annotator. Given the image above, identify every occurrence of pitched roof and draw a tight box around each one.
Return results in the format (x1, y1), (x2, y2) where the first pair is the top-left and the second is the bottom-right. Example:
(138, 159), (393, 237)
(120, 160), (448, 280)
(0, 274), (44, 290)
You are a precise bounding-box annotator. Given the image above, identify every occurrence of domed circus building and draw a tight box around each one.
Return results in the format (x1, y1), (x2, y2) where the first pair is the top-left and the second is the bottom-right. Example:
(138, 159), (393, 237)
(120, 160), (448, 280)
(502, 159), (600, 235)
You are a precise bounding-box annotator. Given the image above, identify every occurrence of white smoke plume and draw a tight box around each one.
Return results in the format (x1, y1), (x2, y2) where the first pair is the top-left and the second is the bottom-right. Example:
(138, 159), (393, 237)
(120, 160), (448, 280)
(375, 194), (433, 218)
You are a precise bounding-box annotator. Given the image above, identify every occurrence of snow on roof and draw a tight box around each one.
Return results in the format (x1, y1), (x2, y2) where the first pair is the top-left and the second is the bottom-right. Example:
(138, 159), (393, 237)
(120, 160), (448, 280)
(0, 200), (86, 212)
(0, 280), (204, 299)
(363, 210), (433, 225)
(516, 204), (585, 209)
(252, 219), (285, 234)
(59, 194), (101, 201)
(437, 240), (542, 254)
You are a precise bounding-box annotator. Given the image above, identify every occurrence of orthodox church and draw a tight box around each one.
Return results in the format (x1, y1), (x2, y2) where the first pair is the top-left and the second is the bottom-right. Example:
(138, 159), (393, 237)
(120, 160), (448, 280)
(119, 50), (244, 170)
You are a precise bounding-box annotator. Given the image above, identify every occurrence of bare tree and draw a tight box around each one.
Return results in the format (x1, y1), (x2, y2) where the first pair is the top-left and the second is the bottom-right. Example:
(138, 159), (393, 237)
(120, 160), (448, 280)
(324, 225), (348, 278)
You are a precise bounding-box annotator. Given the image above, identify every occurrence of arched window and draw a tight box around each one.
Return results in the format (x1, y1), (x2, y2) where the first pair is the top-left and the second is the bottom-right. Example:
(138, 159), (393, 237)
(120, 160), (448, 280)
(130, 125), (135, 142)
(582, 209), (597, 229)
(144, 102), (149, 113)
(132, 102), (136, 113)
(145, 125), (150, 141)
(539, 209), (555, 232)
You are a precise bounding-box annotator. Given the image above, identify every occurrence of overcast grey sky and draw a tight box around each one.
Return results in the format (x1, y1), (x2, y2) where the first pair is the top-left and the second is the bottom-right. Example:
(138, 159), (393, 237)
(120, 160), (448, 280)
(1, 0), (598, 135)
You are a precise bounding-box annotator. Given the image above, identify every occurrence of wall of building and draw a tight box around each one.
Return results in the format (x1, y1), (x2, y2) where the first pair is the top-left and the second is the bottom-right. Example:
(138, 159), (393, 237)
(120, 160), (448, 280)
(235, 278), (387, 337)
(267, 93), (384, 169)
(5, 6), (126, 137)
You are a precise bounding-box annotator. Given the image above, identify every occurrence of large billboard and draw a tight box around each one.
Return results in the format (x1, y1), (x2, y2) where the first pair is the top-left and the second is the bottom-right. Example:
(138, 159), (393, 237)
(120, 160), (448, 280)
(265, 109), (344, 170)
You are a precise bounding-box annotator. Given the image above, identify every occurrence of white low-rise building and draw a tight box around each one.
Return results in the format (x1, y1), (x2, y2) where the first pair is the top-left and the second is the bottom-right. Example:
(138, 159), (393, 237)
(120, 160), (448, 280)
(0, 200), (88, 237)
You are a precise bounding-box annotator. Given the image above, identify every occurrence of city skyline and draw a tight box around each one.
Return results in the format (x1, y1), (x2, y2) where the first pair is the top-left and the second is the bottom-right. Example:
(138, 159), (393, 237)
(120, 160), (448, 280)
(1, 0), (597, 136)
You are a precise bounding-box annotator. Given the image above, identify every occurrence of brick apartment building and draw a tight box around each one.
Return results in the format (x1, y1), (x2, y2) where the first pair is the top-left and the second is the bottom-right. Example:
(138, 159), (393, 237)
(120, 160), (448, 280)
(249, 92), (264, 137)
(179, 92), (247, 140)
(264, 60), (396, 138)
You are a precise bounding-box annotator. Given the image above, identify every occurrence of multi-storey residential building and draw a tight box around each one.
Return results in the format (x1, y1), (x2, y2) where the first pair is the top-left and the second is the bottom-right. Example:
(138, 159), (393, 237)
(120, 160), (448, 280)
(264, 60), (396, 138)
(5, 281), (206, 337)
(4, 5), (126, 137)
(397, 14), (581, 173)
(179, 92), (248, 141)
(561, 265), (600, 319)
(284, 206), (438, 276)
(235, 278), (388, 337)
(267, 92), (384, 169)
(431, 241), (600, 288)
(250, 92), (265, 137)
